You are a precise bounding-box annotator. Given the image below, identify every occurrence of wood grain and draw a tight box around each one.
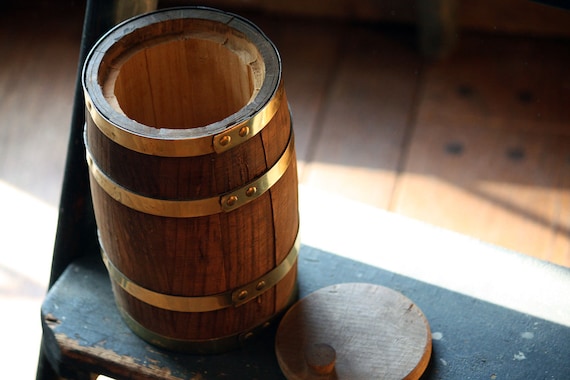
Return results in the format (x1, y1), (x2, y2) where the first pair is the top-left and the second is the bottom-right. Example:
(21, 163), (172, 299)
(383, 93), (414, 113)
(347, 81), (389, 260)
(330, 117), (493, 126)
(261, 19), (344, 178)
(300, 25), (422, 208)
(392, 34), (570, 265)
(275, 283), (432, 380)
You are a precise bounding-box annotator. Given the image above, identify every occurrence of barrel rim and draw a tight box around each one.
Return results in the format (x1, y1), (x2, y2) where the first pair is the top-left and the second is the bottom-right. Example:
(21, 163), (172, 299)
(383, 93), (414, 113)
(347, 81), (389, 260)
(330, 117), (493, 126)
(82, 6), (282, 145)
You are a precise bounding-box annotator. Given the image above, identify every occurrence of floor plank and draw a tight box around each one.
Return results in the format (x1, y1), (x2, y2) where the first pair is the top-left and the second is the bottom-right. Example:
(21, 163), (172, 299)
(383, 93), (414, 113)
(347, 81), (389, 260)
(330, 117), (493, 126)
(413, 34), (570, 134)
(300, 24), (422, 208)
(392, 33), (570, 265)
(0, 6), (83, 205)
(392, 121), (570, 263)
(259, 18), (344, 178)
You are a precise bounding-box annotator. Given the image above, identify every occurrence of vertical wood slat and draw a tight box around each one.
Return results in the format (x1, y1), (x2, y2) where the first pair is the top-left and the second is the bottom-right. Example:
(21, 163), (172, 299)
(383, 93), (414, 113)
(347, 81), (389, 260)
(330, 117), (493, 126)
(256, 14), (570, 267)
(298, 24), (422, 209)
(391, 35), (570, 265)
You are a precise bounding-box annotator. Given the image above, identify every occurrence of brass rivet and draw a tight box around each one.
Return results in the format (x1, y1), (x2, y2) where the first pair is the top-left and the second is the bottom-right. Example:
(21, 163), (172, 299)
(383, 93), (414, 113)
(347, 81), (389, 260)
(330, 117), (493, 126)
(238, 290), (248, 300)
(239, 126), (250, 137)
(246, 186), (257, 197)
(256, 280), (266, 291)
(243, 331), (254, 340)
(86, 101), (92, 111)
(226, 195), (238, 207)
(219, 135), (231, 146)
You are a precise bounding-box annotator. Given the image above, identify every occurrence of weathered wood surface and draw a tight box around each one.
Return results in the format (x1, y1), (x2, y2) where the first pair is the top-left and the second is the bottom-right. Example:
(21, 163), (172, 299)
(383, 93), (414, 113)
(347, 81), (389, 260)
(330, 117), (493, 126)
(256, 14), (570, 267)
(296, 24), (421, 209)
(41, 240), (570, 379)
(275, 283), (432, 380)
(391, 34), (570, 265)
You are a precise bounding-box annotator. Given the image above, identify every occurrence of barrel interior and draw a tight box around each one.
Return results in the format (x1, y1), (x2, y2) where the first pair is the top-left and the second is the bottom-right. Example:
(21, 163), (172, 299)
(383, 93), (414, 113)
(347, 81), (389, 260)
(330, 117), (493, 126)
(103, 21), (266, 129)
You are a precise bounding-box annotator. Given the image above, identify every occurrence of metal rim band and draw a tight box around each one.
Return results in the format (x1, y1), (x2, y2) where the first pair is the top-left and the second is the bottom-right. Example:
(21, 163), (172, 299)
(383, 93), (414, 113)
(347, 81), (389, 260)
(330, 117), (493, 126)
(86, 129), (294, 217)
(82, 7), (284, 158)
(84, 83), (284, 157)
(101, 231), (300, 313)
(116, 283), (298, 354)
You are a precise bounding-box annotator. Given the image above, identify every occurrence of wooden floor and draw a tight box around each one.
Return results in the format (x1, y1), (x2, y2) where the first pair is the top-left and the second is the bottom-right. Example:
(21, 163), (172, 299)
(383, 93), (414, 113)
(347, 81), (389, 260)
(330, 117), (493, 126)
(254, 11), (570, 268)
(1, 4), (570, 265)
(1, 3), (569, 379)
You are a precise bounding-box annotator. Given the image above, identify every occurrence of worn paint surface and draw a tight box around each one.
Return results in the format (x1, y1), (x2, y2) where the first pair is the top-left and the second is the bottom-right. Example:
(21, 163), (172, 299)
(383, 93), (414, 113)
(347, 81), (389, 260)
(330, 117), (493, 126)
(41, 246), (570, 379)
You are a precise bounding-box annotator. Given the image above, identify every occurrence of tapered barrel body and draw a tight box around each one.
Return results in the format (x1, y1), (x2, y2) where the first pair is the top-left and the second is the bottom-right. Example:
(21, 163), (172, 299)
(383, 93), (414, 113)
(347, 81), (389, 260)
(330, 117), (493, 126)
(82, 7), (299, 353)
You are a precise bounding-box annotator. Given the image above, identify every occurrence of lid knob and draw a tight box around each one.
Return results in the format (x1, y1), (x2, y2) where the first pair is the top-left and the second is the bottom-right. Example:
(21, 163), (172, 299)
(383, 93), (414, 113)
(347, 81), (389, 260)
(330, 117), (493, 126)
(305, 343), (336, 375)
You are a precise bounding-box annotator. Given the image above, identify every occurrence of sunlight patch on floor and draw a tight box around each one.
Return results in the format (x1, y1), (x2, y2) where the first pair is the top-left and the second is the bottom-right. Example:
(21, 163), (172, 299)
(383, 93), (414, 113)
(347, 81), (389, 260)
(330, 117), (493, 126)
(0, 179), (58, 380)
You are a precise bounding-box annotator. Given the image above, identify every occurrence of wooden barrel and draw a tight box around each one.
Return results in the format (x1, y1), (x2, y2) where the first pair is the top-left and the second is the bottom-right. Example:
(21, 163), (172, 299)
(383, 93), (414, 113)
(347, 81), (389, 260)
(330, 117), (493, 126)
(82, 7), (299, 354)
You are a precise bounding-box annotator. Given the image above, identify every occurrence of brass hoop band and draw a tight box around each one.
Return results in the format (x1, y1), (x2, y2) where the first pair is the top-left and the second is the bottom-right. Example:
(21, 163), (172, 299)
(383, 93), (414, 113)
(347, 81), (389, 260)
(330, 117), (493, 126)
(86, 129), (294, 217)
(84, 83), (284, 157)
(101, 232), (300, 313)
(116, 283), (298, 354)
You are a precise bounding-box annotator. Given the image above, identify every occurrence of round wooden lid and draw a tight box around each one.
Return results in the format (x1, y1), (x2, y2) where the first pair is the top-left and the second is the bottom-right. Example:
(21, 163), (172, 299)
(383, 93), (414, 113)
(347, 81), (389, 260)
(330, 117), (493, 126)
(275, 283), (432, 380)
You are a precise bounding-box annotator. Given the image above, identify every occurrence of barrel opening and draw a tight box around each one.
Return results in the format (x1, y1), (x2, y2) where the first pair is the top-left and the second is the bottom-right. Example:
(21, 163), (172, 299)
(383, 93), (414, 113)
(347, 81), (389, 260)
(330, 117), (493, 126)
(103, 20), (266, 130)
